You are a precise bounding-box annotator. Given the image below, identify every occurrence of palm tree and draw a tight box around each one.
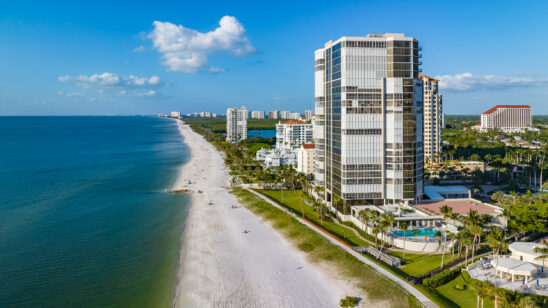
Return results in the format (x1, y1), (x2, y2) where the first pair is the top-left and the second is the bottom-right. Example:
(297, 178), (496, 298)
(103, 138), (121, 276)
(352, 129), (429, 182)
(460, 232), (473, 265)
(449, 213), (460, 226)
(359, 209), (372, 234)
(400, 222), (408, 262)
(435, 231), (445, 268)
(440, 205), (453, 224)
(468, 224), (483, 262)
(472, 281), (488, 308)
(487, 227), (507, 276)
(447, 231), (457, 261)
(333, 195), (341, 213)
(372, 227), (380, 249)
(539, 161), (547, 189)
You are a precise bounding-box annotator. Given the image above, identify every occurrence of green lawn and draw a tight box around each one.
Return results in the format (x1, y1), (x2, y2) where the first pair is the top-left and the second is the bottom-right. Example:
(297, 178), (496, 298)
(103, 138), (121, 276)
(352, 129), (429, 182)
(232, 189), (419, 307)
(257, 189), (495, 308)
(260, 189), (370, 247)
(435, 274), (494, 308)
(390, 251), (459, 277)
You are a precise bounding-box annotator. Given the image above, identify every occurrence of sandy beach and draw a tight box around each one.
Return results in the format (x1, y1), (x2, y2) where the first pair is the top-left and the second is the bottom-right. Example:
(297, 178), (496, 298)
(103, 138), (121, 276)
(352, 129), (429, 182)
(173, 121), (363, 307)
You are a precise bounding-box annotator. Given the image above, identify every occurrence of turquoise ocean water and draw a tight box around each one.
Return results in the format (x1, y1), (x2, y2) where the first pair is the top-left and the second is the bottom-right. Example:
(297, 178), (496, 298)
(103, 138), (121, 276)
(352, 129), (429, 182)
(0, 116), (189, 307)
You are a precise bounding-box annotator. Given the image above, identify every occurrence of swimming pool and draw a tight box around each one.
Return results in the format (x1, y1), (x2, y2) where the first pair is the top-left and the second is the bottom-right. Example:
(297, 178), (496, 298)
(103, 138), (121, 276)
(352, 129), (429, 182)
(392, 228), (441, 237)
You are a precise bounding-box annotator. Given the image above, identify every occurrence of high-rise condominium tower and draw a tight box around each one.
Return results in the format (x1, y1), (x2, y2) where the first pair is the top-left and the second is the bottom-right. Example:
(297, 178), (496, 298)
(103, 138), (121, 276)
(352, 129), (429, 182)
(314, 33), (424, 213)
(420, 74), (443, 163)
(226, 106), (248, 142)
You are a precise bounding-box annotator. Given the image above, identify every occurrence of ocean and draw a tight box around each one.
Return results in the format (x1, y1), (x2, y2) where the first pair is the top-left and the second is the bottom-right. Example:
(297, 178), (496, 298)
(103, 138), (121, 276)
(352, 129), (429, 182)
(0, 116), (190, 307)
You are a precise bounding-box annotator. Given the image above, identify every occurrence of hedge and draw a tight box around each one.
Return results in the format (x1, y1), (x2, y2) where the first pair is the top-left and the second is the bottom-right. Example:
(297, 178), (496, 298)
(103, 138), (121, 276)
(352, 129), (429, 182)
(423, 269), (460, 288)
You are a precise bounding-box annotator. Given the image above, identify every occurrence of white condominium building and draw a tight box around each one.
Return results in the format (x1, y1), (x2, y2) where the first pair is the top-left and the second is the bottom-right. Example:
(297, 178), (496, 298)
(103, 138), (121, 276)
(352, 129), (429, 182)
(226, 106), (248, 142)
(170, 111), (181, 118)
(305, 110), (314, 121)
(478, 105), (532, 133)
(314, 33), (424, 213)
(420, 74), (443, 162)
(276, 120), (313, 150)
(251, 110), (265, 119)
(297, 144), (315, 174)
(281, 110), (292, 119)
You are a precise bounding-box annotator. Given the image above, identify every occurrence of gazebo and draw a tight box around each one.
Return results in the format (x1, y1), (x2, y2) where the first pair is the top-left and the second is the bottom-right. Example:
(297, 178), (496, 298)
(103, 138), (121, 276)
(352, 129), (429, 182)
(493, 258), (538, 283)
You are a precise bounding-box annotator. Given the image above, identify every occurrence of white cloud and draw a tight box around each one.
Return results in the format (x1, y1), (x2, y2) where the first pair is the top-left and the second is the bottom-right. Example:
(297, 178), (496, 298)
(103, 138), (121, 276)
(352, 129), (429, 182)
(58, 91), (85, 97)
(148, 16), (256, 73)
(273, 96), (289, 101)
(133, 45), (145, 53)
(58, 72), (162, 88)
(208, 67), (227, 74)
(435, 73), (548, 91)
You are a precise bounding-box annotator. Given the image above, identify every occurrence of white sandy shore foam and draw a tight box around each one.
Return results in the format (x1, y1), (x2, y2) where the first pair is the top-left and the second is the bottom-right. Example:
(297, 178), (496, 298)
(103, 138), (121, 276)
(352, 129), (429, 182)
(172, 121), (365, 307)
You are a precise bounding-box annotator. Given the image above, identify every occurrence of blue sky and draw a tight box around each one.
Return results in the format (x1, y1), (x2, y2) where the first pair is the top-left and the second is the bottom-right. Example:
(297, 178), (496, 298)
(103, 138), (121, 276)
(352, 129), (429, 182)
(1, 0), (547, 115)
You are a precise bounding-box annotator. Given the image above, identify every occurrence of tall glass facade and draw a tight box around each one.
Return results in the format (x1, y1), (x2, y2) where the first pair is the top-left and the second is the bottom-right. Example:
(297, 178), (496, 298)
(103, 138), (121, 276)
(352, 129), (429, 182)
(314, 34), (424, 213)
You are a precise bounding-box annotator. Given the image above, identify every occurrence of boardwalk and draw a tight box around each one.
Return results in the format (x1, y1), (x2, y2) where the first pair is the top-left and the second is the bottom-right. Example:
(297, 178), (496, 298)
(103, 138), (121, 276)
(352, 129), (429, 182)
(246, 189), (438, 308)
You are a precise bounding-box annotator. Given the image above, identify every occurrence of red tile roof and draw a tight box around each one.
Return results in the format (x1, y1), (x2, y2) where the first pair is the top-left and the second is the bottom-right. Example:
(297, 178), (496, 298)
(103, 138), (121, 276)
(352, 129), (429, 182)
(483, 105), (531, 115)
(279, 120), (306, 125)
(418, 73), (440, 82)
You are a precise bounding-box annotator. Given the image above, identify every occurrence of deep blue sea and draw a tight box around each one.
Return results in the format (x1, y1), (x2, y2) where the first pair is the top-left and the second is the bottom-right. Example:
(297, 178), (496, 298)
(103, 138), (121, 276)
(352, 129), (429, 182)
(0, 116), (190, 307)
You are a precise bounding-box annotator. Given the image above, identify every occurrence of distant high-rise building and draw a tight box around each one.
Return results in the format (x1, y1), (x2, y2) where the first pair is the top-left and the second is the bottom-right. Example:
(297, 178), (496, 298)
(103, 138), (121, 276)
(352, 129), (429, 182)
(297, 144), (315, 174)
(276, 120), (313, 150)
(280, 110), (291, 119)
(305, 110), (314, 121)
(212, 113), (217, 118)
(170, 111), (181, 118)
(251, 111), (265, 119)
(314, 33), (423, 212)
(420, 74), (443, 163)
(477, 105), (532, 133)
(204, 112), (212, 117)
(226, 106), (248, 142)
(269, 109), (280, 119)
(199, 112), (205, 117)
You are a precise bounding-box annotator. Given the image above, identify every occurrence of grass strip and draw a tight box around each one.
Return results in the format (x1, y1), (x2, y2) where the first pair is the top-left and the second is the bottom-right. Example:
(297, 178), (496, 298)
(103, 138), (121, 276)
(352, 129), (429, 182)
(232, 188), (414, 307)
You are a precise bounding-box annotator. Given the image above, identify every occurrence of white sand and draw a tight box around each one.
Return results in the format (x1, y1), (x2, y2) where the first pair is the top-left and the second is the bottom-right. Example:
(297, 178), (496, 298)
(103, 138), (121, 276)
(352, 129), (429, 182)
(173, 121), (364, 308)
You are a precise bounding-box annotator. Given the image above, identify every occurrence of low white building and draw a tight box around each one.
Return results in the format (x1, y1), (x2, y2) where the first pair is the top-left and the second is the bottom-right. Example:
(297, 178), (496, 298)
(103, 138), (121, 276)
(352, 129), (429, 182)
(296, 144), (315, 174)
(276, 120), (313, 150)
(509, 242), (547, 266)
(256, 148), (297, 168)
(424, 185), (471, 201)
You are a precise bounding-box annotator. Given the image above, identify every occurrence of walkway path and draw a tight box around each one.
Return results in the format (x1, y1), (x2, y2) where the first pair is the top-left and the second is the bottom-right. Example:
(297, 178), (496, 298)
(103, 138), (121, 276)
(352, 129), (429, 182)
(246, 189), (438, 308)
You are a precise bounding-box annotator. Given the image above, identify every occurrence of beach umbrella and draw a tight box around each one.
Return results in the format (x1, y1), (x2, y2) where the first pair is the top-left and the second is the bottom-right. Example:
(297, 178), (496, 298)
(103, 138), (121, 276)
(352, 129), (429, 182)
(522, 278), (525, 285)
(481, 259), (484, 268)
(542, 265), (544, 273)
(537, 278), (540, 286)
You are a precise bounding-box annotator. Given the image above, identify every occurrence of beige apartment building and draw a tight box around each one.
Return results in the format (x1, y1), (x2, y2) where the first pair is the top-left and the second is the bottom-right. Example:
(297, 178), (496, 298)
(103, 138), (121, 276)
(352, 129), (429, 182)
(297, 144), (315, 174)
(420, 74), (443, 163)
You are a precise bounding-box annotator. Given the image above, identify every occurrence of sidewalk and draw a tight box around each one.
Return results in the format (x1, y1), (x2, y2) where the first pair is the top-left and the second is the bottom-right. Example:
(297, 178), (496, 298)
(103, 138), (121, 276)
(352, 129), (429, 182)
(246, 189), (438, 308)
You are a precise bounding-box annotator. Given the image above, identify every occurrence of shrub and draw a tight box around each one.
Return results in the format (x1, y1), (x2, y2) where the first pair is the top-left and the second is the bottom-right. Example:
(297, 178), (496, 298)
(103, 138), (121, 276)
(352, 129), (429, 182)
(423, 269), (460, 288)
(339, 296), (358, 307)
(454, 283), (467, 291)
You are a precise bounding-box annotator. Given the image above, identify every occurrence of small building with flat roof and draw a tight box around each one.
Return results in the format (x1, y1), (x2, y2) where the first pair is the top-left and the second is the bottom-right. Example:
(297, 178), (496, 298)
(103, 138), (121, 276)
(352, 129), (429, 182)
(510, 242), (547, 266)
(424, 185), (471, 201)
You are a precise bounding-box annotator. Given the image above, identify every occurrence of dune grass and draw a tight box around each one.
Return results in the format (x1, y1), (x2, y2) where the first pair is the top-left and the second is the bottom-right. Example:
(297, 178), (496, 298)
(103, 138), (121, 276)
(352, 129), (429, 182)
(232, 188), (419, 307)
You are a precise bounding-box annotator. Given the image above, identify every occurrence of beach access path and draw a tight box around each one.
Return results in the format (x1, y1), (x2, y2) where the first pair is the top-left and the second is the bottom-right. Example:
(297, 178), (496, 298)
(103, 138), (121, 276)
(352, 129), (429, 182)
(173, 122), (367, 308)
(247, 189), (439, 308)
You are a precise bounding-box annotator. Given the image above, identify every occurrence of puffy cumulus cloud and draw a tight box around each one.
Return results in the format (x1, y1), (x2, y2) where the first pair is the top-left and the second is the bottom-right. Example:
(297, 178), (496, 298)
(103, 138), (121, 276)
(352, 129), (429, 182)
(58, 72), (161, 88)
(436, 73), (548, 91)
(148, 16), (256, 73)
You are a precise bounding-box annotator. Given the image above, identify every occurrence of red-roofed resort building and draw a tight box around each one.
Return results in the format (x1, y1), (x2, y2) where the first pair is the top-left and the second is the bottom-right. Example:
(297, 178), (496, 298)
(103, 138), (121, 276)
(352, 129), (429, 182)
(477, 105), (532, 133)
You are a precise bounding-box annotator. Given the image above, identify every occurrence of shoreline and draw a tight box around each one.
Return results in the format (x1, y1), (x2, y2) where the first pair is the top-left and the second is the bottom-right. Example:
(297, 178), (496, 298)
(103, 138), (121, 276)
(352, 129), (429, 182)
(171, 120), (365, 307)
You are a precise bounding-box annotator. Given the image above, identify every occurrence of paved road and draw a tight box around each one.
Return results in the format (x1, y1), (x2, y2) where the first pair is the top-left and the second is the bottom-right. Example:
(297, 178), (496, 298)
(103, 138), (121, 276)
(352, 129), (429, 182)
(246, 189), (438, 308)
